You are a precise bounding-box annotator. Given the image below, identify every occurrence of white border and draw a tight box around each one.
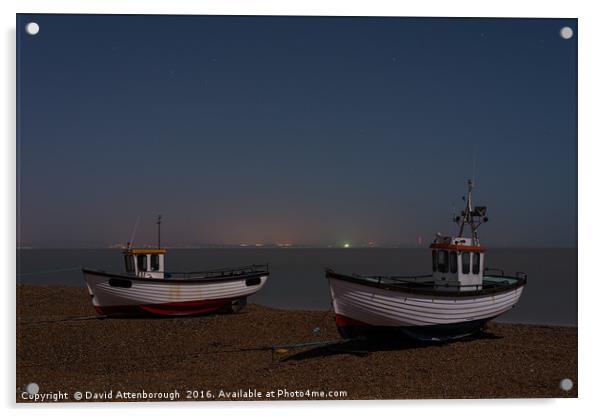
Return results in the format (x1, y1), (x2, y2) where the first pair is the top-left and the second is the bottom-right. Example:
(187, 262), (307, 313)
(3, 1), (599, 416)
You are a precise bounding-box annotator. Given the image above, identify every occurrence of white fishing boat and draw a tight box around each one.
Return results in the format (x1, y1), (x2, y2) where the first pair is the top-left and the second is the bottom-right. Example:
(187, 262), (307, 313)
(83, 217), (269, 316)
(326, 180), (527, 341)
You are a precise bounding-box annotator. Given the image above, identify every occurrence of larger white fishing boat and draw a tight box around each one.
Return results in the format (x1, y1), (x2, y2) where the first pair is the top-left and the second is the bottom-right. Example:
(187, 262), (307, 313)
(83, 217), (269, 316)
(326, 180), (527, 341)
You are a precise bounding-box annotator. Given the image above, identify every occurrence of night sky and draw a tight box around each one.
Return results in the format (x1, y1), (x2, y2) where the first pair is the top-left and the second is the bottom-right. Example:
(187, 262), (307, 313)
(17, 15), (577, 248)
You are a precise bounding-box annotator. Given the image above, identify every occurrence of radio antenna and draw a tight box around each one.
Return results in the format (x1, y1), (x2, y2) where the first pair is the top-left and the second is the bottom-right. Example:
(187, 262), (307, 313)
(472, 146), (478, 187)
(128, 216), (140, 249)
(156, 214), (162, 248)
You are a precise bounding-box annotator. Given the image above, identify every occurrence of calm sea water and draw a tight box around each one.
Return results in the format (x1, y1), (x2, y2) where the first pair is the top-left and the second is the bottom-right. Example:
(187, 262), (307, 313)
(17, 248), (577, 326)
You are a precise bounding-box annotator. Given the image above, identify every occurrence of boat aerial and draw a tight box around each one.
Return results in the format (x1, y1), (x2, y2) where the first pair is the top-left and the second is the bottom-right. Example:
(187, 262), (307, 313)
(83, 216), (269, 316)
(326, 180), (527, 342)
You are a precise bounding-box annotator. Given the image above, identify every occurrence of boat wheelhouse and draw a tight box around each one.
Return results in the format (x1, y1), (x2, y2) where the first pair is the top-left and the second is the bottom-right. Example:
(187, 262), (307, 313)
(326, 180), (527, 342)
(83, 217), (269, 317)
(123, 248), (166, 279)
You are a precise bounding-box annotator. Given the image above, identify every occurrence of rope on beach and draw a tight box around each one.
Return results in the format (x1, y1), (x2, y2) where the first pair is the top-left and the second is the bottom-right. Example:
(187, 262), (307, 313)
(153, 338), (360, 357)
(270, 338), (353, 352)
(144, 337), (365, 360)
(17, 266), (82, 277)
(197, 338), (365, 357)
(18, 315), (108, 325)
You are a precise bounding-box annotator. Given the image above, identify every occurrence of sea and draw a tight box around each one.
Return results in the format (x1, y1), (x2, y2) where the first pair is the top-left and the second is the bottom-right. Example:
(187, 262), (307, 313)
(17, 248), (577, 326)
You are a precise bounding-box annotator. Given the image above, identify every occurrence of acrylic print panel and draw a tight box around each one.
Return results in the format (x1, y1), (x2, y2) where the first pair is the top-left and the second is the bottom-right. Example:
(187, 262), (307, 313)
(16, 14), (577, 402)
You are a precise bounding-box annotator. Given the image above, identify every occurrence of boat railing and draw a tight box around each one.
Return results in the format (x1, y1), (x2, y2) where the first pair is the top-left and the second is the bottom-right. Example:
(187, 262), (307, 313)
(328, 266), (527, 294)
(484, 267), (505, 276)
(355, 271), (526, 291)
(515, 271), (528, 281)
(166, 264), (269, 280)
(485, 268), (528, 283)
(362, 274), (434, 287)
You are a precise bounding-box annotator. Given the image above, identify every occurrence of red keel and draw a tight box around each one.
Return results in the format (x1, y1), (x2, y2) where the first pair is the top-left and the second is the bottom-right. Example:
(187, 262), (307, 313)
(95, 297), (237, 317)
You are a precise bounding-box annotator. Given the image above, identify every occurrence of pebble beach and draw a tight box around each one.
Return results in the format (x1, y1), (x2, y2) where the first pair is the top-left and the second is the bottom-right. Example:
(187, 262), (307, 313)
(16, 284), (577, 401)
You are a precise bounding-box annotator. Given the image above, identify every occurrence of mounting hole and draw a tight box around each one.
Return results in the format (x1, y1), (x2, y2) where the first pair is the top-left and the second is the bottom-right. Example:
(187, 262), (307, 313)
(560, 378), (573, 391)
(26, 382), (39, 395)
(25, 22), (40, 36)
(559, 26), (573, 40)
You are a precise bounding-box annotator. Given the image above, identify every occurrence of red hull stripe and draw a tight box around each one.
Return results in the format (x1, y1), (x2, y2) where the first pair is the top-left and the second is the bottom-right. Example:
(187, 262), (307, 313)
(335, 314), (370, 327)
(95, 297), (237, 316)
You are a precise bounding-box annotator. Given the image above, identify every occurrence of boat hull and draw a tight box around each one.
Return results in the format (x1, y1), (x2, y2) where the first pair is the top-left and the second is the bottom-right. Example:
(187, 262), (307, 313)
(327, 273), (525, 342)
(83, 269), (268, 317)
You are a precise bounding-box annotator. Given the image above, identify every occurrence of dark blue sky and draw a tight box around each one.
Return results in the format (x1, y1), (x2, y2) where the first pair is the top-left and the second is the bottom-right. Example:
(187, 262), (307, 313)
(17, 15), (577, 248)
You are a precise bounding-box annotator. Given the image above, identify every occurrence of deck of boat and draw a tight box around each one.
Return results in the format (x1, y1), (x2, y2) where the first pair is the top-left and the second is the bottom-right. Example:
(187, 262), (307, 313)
(83, 264), (269, 284)
(326, 269), (527, 297)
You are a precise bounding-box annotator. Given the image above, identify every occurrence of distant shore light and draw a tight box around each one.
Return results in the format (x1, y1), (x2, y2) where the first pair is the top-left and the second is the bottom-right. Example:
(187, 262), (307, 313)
(343, 243), (350, 248)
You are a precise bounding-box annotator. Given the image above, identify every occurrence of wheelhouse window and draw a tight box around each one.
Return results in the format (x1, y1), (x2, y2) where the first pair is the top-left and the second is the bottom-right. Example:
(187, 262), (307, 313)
(472, 252), (480, 274)
(437, 250), (449, 273)
(124, 255), (134, 273)
(461, 252), (471, 274)
(449, 251), (458, 273)
(137, 254), (147, 272)
(151, 254), (160, 271)
(432, 250), (437, 272)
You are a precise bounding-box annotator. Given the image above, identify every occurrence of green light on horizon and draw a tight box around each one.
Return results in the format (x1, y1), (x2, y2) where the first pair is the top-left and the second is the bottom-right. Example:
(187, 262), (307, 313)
(343, 243), (350, 248)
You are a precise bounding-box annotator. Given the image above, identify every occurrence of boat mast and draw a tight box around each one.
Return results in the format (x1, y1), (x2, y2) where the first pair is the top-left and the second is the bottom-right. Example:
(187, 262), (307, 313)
(127, 216), (140, 249)
(455, 180), (487, 245)
(156, 214), (162, 249)
(457, 180), (470, 238)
